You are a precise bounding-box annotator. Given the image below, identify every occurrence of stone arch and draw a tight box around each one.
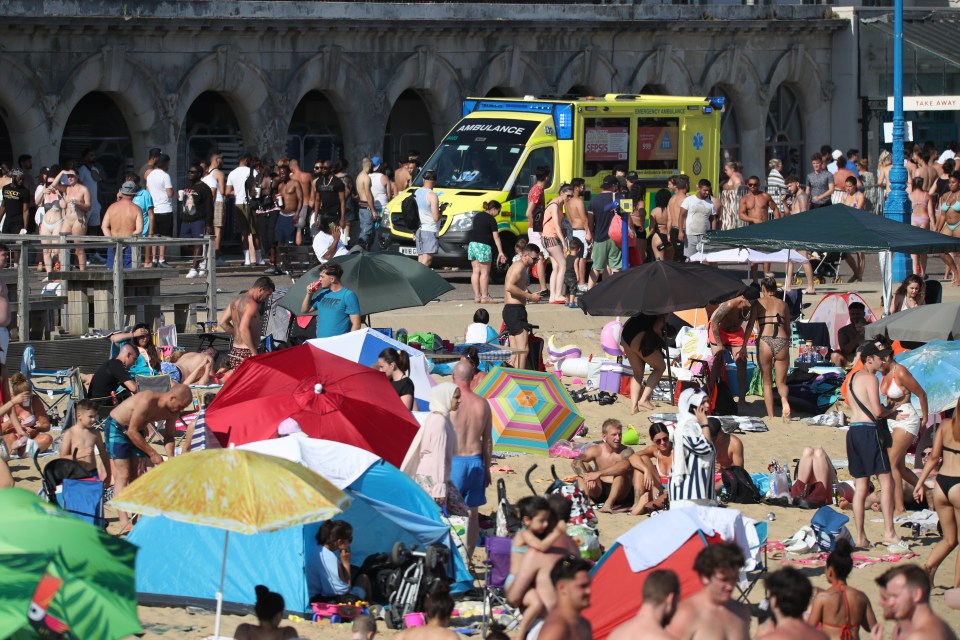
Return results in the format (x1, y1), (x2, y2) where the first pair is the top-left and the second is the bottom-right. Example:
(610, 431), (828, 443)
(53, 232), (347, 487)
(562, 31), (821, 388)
(765, 46), (831, 116)
(286, 47), (376, 123)
(51, 49), (163, 158)
(554, 49), (616, 96)
(0, 52), (48, 153)
(629, 47), (693, 97)
(698, 47), (762, 100)
(474, 48), (549, 99)
(174, 48), (274, 147)
(384, 48), (466, 127)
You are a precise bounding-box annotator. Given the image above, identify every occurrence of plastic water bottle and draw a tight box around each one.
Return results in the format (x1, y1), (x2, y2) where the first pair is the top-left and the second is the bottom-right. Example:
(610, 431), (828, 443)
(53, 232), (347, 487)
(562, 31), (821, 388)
(832, 483), (840, 505)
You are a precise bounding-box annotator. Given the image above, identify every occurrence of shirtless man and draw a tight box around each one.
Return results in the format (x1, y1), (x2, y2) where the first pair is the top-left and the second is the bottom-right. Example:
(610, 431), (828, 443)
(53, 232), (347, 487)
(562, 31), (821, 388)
(102, 181), (144, 261)
(847, 340), (900, 550)
(738, 176), (781, 280)
(168, 348), (218, 386)
(275, 165), (304, 248)
(667, 543), (750, 640)
(355, 157), (378, 251)
(830, 302), (869, 368)
(781, 176), (816, 294)
(567, 178), (591, 287)
(667, 175), (689, 262)
(573, 419), (635, 513)
(393, 157), (415, 195)
(450, 360), (492, 561)
(218, 276), (275, 372)
(708, 418), (745, 478)
(105, 384), (193, 530)
(502, 243), (543, 368)
(709, 289), (759, 408)
(289, 159), (314, 246)
(874, 565), (956, 640)
(538, 556), (593, 640)
(609, 569), (679, 640)
(757, 568), (828, 640)
(394, 587), (459, 640)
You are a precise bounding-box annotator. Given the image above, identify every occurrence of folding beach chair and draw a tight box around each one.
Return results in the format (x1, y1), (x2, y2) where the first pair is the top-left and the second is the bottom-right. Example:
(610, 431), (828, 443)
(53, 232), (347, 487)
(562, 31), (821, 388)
(481, 536), (519, 636)
(20, 345), (86, 426)
(736, 520), (769, 603)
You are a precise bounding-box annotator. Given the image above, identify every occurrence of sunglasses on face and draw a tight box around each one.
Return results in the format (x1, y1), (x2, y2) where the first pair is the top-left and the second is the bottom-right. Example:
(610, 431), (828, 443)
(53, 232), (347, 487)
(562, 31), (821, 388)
(654, 436), (669, 444)
(747, 182), (760, 187)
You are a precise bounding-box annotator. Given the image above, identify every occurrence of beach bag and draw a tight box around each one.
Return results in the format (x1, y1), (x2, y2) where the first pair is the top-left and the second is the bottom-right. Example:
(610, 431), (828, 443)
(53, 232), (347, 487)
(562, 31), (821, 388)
(407, 332), (441, 351)
(810, 506), (852, 552)
(567, 524), (602, 561)
(401, 192), (420, 230)
(720, 465), (761, 504)
(768, 470), (792, 499)
(607, 211), (637, 247)
(547, 483), (598, 529)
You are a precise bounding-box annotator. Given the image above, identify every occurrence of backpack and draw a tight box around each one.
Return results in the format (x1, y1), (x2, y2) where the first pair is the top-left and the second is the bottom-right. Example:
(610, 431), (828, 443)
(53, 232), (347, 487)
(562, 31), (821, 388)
(531, 203), (545, 233)
(720, 465), (761, 504)
(244, 168), (258, 203)
(401, 192), (420, 230)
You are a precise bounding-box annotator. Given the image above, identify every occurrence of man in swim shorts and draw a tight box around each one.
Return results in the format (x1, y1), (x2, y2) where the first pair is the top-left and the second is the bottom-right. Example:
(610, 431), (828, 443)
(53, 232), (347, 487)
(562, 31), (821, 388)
(708, 288), (759, 408)
(219, 276), (275, 372)
(106, 384), (193, 530)
(502, 243), (543, 368)
(573, 418), (635, 513)
(450, 361), (493, 562)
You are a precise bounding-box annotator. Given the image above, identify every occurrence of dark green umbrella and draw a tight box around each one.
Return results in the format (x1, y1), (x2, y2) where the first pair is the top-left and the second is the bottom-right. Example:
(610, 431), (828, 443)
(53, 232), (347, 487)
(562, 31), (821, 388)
(278, 251), (454, 316)
(702, 204), (960, 254)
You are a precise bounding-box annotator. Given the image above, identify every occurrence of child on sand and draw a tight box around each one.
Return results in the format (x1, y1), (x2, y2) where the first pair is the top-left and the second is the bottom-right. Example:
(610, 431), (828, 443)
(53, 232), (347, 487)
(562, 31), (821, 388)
(351, 615), (377, 640)
(394, 584), (458, 640)
(564, 238), (583, 308)
(233, 584), (298, 640)
(59, 400), (110, 485)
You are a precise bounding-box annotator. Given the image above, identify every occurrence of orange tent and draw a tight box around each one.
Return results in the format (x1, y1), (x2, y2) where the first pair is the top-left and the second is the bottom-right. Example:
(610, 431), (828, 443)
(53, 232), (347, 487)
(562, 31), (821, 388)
(840, 341), (909, 402)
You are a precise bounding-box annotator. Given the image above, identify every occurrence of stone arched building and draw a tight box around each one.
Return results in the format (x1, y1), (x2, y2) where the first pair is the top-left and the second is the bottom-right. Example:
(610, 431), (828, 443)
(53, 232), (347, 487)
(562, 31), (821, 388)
(0, 2), (849, 195)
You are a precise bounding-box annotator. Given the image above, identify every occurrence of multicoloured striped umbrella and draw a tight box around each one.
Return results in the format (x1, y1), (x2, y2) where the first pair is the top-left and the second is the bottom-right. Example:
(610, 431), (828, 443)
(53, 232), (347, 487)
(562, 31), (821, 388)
(475, 366), (584, 455)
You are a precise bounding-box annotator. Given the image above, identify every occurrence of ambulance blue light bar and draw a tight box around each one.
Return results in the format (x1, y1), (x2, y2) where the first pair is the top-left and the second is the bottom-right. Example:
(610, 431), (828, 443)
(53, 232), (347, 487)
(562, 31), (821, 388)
(462, 100), (574, 140)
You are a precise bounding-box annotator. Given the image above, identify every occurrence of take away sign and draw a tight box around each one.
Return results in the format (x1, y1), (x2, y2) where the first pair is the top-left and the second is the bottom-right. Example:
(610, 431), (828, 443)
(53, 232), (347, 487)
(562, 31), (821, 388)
(887, 95), (960, 111)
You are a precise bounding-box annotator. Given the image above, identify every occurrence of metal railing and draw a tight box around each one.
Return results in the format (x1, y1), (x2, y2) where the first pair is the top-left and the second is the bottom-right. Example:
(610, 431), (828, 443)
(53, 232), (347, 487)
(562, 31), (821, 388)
(0, 235), (217, 340)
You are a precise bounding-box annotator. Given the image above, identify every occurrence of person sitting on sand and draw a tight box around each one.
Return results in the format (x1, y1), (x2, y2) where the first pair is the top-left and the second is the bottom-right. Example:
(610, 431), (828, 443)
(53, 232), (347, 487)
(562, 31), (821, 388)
(707, 416), (745, 492)
(307, 520), (373, 602)
(808, 539), (877, 640)
(789, 447), (837, 508)
(830, 302), (869, 368)
(572, 418), (635, 513)
(2, 373), (54, 456)
(628, 422), (673, 515)
(669, 389), (718, 510)
(233, 584), (298, 640)
(394, 584), (459, 640)
(756, 567), (827, 640)
(464, 308), (499, 345)
(59, 400), (109, 485)
(351, 615), (377, 640)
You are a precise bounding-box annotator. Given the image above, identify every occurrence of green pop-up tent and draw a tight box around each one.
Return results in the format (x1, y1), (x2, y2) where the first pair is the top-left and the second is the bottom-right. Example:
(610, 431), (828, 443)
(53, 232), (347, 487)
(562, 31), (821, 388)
(701, 204), (960, 309)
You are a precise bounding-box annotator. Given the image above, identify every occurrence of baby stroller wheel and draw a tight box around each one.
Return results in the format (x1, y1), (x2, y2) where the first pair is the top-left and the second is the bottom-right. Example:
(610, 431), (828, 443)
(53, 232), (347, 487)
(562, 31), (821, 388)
(425, 545), (439, 570)
(813, 277), (823, 285)
(834, 276), (844, 284)
(793, 276), (802, 286)
(391, 541), (410, 566)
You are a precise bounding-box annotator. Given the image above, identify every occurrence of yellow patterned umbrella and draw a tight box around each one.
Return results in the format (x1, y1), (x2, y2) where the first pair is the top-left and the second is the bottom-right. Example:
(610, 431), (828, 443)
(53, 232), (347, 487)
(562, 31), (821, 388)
(111, 448), (350, 638)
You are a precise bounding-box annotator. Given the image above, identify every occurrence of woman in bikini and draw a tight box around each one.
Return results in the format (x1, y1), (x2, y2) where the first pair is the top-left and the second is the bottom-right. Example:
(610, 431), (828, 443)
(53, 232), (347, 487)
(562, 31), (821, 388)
(628, 422), (673, 515)
(647, 188), (673, 261)
(937, 172), (960, 286)
(879, 343), (927, 515)
(745, 277), (791, 420)
(808, 538), (877, 639)
(914, 396), (960, 588)
(39, 197), (66, 278)
(541, 185), (571, 304)
(907, 177), (933, 278)
(839, 176), (866, 283)
(619, 313), (667, 414)
(888, 273), (925, 315)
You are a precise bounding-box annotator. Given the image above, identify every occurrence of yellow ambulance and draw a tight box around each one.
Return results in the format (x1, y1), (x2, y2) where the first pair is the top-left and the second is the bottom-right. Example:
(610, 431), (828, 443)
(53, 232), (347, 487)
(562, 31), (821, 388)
(381, 94), (723, 263)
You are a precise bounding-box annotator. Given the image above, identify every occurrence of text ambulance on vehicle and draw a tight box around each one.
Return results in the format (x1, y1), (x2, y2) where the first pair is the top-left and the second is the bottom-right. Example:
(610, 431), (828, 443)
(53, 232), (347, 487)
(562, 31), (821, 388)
(380, 94), (723, 264)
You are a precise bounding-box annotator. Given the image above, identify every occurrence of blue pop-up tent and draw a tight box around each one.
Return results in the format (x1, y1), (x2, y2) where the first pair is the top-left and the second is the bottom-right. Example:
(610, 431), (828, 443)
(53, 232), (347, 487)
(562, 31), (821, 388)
(128, 438), (472, 613)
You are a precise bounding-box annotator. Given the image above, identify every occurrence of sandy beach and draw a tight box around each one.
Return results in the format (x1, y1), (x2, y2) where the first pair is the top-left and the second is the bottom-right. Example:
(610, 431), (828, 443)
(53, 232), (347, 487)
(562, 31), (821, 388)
(8, 275), (960, 638)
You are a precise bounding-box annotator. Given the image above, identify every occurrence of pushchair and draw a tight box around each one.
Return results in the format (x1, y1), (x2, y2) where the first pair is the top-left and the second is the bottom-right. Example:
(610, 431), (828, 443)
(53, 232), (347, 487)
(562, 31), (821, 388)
(808, 251), (845, 284)
(381, 541), (451, 630)
(34, 450), (106, 528)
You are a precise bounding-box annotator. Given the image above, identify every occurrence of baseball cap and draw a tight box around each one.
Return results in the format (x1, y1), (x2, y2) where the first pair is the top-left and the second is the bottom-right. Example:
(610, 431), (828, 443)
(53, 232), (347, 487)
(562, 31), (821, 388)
(120, 181), (138, 196)
(371, 156), (382, 170)
(601, 175), (619, 189)
(148, 147), (162, 158)
(860, 340), (892, 361)
(625, 171), (639, 182)
(831, 149), (843, 160)
(10, 168), (23, 178)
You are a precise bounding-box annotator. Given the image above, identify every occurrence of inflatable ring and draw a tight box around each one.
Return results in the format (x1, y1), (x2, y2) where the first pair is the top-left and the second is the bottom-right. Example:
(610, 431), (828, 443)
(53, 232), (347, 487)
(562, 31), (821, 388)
(547, 335), (582, 363)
